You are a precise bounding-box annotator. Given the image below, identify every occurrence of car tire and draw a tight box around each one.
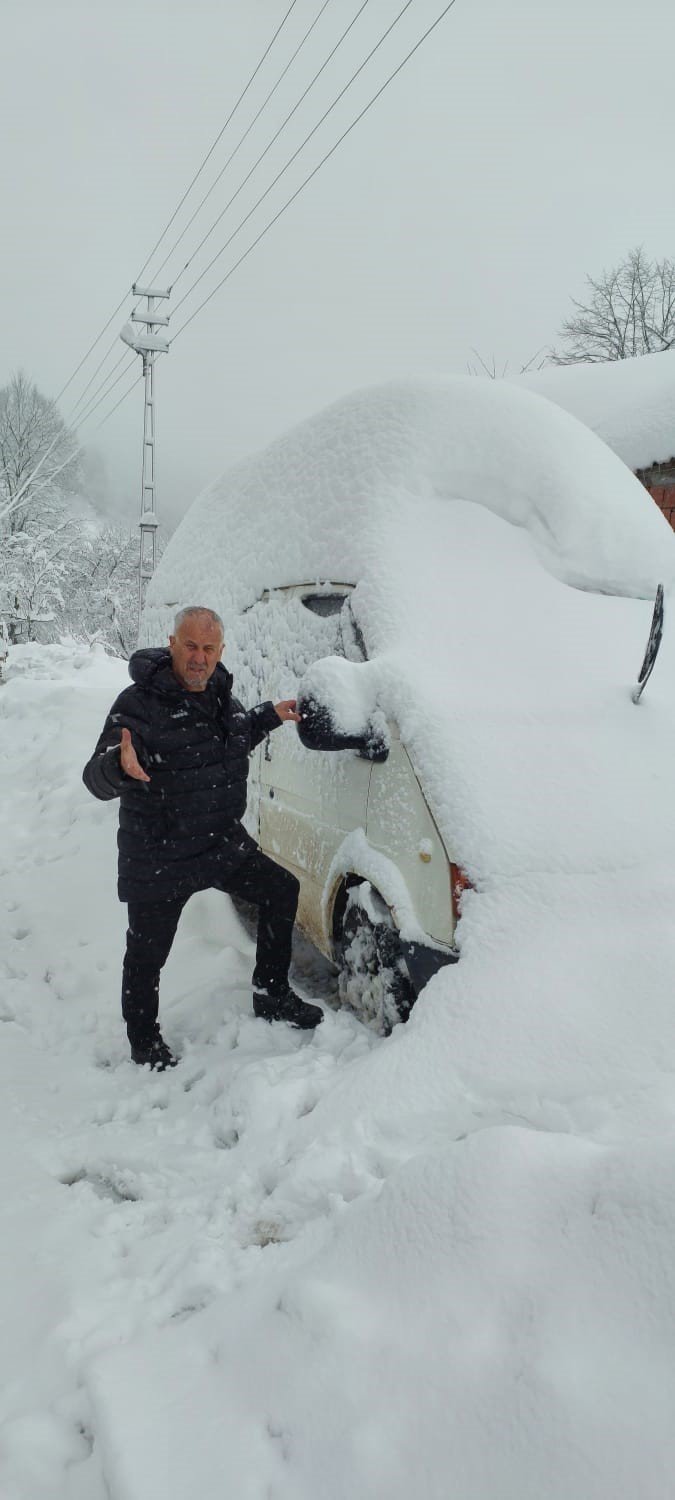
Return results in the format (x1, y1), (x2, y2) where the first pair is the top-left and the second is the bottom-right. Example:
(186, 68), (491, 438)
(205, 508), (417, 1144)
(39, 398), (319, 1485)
(337, 888), (415, 1033)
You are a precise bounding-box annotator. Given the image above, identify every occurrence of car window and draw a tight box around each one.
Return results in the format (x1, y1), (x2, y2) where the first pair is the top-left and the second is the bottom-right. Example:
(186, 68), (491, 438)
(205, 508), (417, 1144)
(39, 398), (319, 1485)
(300, 593), (368, 662)
(301, 594), (346, 618)
(227, 591), (361, 704)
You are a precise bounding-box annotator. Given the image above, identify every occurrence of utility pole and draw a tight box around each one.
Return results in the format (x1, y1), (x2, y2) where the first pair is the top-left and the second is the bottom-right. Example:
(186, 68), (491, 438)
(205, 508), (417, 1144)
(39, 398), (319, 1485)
(120, 285), (170, 624)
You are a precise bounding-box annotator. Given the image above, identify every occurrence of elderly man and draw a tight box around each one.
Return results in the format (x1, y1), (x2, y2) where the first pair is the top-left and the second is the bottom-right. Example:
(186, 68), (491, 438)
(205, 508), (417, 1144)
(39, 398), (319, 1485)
(83, 605), (322, 1069)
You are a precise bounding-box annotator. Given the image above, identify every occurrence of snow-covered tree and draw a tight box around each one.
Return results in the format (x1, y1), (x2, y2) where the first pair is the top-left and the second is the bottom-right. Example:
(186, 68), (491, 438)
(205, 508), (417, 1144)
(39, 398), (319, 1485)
(63, 525), (141, 656)
(0, 371), (81, 534)
(0, 518), (79, 641)
(0, 372), (168, 655)
(1, 516), (147, 653)
(550, 247), (675, 365)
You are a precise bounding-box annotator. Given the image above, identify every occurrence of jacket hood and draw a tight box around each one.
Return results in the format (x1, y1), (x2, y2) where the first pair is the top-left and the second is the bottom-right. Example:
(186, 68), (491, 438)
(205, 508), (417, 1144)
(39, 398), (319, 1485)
(128, 647), (233, 696)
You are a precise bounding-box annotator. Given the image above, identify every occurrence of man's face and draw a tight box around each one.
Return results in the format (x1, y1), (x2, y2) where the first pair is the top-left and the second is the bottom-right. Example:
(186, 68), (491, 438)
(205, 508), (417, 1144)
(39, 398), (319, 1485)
(169, 615), (224, 691)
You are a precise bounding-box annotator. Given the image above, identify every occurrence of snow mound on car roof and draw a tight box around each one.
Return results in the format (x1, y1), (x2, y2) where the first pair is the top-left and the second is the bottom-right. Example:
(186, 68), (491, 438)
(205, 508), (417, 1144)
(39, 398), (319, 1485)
(142, 375), (675, 645)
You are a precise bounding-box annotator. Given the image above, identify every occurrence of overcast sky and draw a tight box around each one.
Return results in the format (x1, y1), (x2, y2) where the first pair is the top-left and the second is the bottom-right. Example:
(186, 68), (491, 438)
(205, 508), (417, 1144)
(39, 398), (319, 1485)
(3, 0), (675, 529)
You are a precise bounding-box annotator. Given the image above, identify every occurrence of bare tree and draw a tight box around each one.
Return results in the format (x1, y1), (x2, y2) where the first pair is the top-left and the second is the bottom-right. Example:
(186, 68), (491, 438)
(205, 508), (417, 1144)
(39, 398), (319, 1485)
(467, 348), (547, 379)
(0, 371), (80, 534)
(550, 247), (675, 365)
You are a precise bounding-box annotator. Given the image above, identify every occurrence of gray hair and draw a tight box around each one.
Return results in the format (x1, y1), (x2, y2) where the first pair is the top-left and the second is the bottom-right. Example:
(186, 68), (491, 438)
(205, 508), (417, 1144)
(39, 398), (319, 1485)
(173, 606), (224, 637)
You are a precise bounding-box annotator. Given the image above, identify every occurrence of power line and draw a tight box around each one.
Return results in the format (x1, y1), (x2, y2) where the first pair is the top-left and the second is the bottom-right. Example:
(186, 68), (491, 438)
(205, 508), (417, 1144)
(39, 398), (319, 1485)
(49, 2), (300, 429)
(65, 3), (323, 431)
(137, 0), (300, 287)
(68, 351), (135, 432)
(171, 0), (460, 345)
(52, 292), (134, 409)
(66, 348), (132, 428)
(171, 0), (417, 323)
(66, 336), (127, 423)
(149, 0), (336, 287)
(166, 0), (373, 298)
(73, 356), (139, 429)
(65, 2), (375, 495)
(95, 371), (144, 431)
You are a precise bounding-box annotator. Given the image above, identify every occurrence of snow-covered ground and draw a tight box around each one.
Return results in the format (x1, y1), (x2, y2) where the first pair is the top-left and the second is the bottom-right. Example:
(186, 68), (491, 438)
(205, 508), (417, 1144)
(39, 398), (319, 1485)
(0, 642), (377, 1499)
(5, 638), (675, 1500)
(4, 375), (675, 1499)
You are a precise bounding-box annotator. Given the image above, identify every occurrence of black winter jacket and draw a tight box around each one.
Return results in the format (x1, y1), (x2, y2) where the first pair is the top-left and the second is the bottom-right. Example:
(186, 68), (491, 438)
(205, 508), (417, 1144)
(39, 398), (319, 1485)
(82, 648), (282, 903)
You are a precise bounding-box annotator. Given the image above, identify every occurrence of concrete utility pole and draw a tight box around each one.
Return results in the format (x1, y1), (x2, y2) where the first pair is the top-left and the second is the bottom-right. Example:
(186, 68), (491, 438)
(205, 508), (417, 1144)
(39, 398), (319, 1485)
(120, 285), (170, 623)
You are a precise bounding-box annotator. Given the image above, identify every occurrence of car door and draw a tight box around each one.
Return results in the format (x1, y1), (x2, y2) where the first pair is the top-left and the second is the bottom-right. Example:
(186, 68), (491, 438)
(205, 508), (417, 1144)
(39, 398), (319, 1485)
(256, 587), (372, 953)
(365, 732), (456, 947)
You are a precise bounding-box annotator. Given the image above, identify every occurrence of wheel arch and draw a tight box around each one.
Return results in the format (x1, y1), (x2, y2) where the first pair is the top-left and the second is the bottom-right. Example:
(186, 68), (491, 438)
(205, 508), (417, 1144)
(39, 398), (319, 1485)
(329, 872), (369, 953)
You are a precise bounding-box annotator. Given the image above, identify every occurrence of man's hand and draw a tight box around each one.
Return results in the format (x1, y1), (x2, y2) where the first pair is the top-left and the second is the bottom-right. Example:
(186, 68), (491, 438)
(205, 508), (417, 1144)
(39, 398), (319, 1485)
(120, 727), (150, 782)
(274, 698), (301, 723)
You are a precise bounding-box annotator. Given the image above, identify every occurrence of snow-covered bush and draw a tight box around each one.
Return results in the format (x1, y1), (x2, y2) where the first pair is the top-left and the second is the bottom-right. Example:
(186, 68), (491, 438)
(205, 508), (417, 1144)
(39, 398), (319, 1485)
(0, 514), (141, 654)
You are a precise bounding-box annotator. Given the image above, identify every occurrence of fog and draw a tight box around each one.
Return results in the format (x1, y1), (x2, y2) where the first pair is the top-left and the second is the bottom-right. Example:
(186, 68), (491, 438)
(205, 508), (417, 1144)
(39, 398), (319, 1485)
(3, 0), (674, 530)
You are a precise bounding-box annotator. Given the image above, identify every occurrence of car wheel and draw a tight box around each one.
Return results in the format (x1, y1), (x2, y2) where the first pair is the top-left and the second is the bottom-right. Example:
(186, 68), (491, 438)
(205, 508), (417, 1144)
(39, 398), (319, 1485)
(337, 885), (415, 1033)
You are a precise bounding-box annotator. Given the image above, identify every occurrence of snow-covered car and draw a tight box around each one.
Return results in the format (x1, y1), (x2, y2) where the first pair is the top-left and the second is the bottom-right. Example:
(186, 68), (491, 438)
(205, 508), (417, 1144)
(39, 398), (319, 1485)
(238, 579), (464, 1029)
(142, 376), (675, 1028)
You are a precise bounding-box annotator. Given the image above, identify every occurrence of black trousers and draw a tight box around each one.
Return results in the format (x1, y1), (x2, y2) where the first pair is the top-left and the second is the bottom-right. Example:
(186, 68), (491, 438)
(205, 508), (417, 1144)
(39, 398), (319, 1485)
(122, 850), (299, 1046)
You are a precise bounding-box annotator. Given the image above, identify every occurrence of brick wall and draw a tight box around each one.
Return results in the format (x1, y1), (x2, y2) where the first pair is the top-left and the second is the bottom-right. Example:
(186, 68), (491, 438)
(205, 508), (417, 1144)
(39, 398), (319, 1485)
(636, 458), (675, 529)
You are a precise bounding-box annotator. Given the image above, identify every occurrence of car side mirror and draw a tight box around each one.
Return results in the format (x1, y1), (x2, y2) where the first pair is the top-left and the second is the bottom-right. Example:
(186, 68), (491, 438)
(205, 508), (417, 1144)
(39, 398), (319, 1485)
(297, 694), (389, 762)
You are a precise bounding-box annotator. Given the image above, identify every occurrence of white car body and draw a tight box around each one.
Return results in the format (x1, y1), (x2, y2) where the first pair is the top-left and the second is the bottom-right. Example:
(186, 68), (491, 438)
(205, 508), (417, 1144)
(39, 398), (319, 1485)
(245, 582), (459, 994)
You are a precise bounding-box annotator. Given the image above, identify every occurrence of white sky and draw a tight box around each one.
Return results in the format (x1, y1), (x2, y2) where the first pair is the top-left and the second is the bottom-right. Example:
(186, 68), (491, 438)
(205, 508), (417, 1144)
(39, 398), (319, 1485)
(3, 0), (675, 528)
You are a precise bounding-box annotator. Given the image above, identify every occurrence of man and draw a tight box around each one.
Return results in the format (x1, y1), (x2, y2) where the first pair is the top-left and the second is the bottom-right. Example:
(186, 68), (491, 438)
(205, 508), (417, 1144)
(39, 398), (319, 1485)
(83, 605), (323, 1070)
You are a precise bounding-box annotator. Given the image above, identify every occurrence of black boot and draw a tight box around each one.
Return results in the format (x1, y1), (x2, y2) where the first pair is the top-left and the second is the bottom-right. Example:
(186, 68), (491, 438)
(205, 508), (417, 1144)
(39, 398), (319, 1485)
(130, 1031), (178, 1070)
(253, 978), (323, 1030)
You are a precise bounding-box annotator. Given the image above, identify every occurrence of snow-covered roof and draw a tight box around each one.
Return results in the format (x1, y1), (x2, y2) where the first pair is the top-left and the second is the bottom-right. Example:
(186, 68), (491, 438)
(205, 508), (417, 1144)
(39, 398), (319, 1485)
(516, 349), (675, 471)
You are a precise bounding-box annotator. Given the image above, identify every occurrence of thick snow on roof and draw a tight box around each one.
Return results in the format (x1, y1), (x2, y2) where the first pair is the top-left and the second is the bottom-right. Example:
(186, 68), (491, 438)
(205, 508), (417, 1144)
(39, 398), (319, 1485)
(517, 349), (675, 470)
(144, 375), (674, 646)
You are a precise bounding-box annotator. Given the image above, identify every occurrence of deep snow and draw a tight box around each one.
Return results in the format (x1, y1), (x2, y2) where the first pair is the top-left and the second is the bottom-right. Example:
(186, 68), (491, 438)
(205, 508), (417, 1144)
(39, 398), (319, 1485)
(0, 643), (376, 1500)
(4, 374), (675, 1498)
(5, 641), (675, 1500)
